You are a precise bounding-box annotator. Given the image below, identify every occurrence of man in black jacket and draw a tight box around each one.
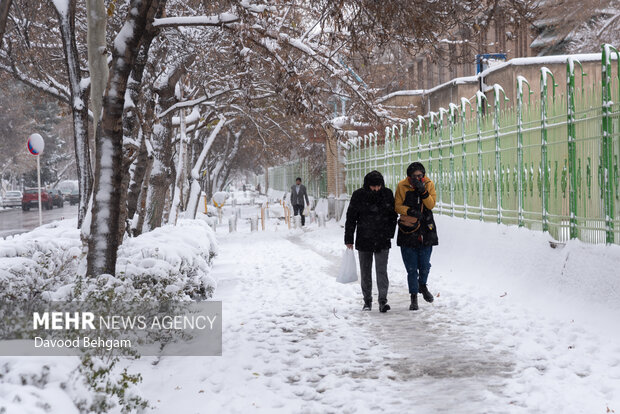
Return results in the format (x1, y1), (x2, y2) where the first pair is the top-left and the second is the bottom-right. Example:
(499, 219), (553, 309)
(344, 171), (397, 312)
(290, 177), (310, 226)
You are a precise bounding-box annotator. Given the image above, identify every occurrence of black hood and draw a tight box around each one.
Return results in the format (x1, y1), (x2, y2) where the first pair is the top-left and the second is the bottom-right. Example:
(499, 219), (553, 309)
(363, 170), (385, 190)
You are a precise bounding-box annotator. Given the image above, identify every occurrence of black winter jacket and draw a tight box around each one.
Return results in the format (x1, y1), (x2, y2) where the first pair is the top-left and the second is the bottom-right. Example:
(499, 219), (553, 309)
(344, 171), (398, 252)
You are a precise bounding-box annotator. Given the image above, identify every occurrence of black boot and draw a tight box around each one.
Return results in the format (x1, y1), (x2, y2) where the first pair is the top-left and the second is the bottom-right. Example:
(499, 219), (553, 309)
(419, 284), (434, 303)
(362, 300), (372, 311)
(409, 294), (419, 311)
(379, 300), (391, 313)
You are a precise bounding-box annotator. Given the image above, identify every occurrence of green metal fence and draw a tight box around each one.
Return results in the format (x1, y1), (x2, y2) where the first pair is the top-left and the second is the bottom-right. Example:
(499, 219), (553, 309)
(345, 45), (620, 245)
(262, 159), (328, 199)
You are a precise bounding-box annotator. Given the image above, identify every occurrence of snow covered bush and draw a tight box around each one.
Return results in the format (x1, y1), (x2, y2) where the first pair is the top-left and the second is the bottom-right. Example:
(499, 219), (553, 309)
(0, 218), (219, 413)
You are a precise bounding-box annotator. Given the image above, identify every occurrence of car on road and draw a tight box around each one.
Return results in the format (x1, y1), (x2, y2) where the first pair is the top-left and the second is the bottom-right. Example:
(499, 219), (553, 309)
(1, 191), (23, 208)
(68, 190), (79, 205)
(22, 188), (53, 211)
(49, 189), (64, 208)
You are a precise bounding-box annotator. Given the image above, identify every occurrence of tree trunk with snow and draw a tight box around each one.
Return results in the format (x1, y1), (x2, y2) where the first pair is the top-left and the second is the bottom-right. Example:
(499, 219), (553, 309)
(51, 0), (93, 228)
(127, 134), (151, 220)
(0, 0), (12, 47)
(87, 0), (159, 276)
(122, 23), (159, 231)
(211, 126), (241, 193)
(133, 150), (154, 236)
(143, 57), (193, 231)
(186, 116), (226, 219)
(168, 82), (188, 226)
(86, 0), (108, 134)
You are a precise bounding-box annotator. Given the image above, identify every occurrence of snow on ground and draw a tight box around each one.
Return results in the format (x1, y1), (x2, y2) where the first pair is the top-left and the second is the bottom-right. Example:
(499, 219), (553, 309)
(133, 211), (620, 414)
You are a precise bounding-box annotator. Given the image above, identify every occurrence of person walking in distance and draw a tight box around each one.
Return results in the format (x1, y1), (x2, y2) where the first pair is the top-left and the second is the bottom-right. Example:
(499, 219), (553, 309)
(394, 162), (439, 311)
(344, 171), (397, 312)
(290, 177), (310, 226)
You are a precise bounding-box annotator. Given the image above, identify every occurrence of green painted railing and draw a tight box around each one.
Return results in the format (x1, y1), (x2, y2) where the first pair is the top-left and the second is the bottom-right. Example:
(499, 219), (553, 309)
(261, 159), (328, 199)
(345, 45), (620, 245)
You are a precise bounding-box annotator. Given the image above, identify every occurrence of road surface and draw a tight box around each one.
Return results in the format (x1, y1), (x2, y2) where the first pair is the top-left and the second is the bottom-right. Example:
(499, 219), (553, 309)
(0, 204), (79, 238)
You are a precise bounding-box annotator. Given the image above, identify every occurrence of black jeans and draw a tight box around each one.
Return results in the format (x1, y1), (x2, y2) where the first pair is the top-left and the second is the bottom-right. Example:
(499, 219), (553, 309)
(293, 204), (305, 226)
(358, 249), (390, 303)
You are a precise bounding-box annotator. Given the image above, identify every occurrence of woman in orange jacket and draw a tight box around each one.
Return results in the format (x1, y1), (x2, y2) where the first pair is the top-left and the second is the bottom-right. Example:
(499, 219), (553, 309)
(394, 162), (439, 310)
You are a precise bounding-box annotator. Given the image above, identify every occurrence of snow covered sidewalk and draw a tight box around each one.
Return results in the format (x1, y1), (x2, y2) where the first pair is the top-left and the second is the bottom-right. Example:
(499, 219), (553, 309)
(136, 216), (620, 413)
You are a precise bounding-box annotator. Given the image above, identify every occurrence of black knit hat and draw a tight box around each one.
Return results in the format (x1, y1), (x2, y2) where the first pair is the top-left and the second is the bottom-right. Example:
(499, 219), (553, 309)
(406, 162), (425, 177)
(364, 170), (384, 188)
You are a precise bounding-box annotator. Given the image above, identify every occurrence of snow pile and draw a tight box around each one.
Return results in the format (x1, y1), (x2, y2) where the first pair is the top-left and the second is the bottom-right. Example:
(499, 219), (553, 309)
(0, 220), (82, 301)
(266, 188), (286, 202)
(0, 357), (82, 414)
(0, 218), (219, 302)
(314, 198), (329, 216)
(115, 219), (218, 300)
(0, 218), (219, 414)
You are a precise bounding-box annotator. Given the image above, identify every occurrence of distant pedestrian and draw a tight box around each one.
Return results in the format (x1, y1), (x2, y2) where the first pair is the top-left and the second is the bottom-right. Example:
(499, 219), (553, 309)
(243, 184), (246, 192)
(395, 162), (438, 311)
(344, 171), (397, 312)
(290, 177), (310, 226)
(257, 183), (261, 194)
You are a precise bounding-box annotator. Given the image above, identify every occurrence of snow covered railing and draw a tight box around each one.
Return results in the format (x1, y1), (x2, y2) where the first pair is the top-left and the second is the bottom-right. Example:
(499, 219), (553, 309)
(345, 44), (620, 246)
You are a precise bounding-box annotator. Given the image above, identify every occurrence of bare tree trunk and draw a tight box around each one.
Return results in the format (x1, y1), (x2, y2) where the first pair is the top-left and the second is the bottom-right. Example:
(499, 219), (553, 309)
(144, 56), (194, 231)
(144, 89), (176, 231)
(127, 134), (150, 220)
(86, 0), (108, 130)
(186, 116), (226, 219)
(123, 24), (158, 228)
(50, 0), (92, 228)
(134, 153), (153, 236)
(0, 0), (12, 47)
(169, 82), (187, 225)
(87, 0), (160, 276)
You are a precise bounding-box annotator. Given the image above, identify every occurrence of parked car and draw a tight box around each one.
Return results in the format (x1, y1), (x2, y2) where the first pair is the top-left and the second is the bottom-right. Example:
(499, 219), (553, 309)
(68, 190), (79, 205)
(2, 190), (23, 208)
(49, 189), (64, 208)
(22, 188), (53, 211)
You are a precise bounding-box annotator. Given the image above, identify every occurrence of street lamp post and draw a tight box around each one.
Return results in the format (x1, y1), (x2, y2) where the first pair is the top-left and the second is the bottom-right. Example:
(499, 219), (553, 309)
(27, 133), (45, 227)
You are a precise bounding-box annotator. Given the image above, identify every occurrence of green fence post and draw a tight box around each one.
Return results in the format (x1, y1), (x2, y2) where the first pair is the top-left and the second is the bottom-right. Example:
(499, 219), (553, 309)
(357, 137), (362, 190)
(493, 84), (509, 224)
(476, 91), (487, 221)
(407, 119), (413, 172)
(567, 57), (585, 239)
(370, 134), (379, 170)
(384, 127), (391, 186)
(407, 118), (414, 161)
(516, 76), (532, 228)
(439, 108), (449, 213)
(363, 135), (369, 186)
(417, 115), (425, 163)
(429, 111), (438, 178)
(449, 103), (459, 216)
(392, 125), (398, 189)
(461, 97), (473, 219)
(602, 44), (619, 244)
(540, 67), (557, 233)
(399, 123), (405, 188)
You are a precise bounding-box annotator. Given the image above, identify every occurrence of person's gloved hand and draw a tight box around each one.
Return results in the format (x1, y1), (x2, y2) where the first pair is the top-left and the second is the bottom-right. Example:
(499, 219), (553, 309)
(407, 207), (422, 218)
(413, 178), (426, 194)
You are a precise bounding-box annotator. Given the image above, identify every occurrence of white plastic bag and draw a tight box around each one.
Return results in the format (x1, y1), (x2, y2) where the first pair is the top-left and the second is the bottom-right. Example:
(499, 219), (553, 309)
(337, 248), (358, 283)
(303, 205), (309, 216)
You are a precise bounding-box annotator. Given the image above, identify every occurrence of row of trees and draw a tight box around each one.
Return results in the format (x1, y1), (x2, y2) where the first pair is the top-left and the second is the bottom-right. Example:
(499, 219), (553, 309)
(0, 0), (538, 276)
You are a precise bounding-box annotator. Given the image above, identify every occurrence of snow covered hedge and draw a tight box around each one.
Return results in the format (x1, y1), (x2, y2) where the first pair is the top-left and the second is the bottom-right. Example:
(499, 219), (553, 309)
(0, 218), (218, 413)
(0, 218), (218, 302)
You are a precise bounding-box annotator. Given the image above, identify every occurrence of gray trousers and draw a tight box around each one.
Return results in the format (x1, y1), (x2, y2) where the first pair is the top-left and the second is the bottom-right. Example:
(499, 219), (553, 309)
(358, 249), (389, 303)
